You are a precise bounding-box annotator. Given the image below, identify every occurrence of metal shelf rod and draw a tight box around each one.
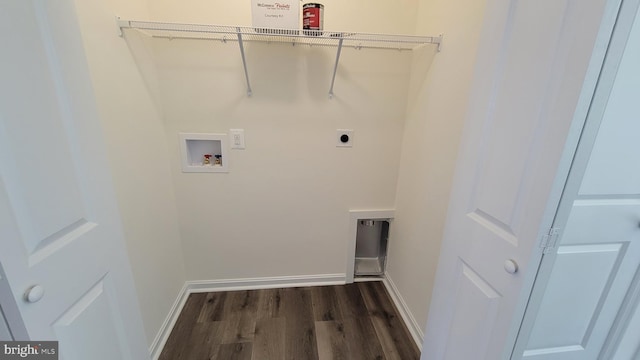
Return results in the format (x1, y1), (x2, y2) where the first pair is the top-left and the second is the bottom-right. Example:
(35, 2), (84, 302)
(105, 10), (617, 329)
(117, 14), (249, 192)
(329, 38), (344, 99)
(236, 27), (253, 97)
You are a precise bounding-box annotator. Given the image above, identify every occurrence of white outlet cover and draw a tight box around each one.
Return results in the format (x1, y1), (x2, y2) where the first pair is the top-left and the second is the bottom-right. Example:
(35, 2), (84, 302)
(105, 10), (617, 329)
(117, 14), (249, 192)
(337, 129), (354, 147)
(230, 129), (245, 149)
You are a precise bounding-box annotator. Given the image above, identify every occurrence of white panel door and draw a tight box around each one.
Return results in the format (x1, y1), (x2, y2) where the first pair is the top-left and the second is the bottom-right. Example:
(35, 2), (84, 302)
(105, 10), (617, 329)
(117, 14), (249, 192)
(0, 308), (11, 341)
(612, 303), (640, 359)
(0, 1), (149, 359)
(515, 3), (640, 359)
(421, 0), (615, 359)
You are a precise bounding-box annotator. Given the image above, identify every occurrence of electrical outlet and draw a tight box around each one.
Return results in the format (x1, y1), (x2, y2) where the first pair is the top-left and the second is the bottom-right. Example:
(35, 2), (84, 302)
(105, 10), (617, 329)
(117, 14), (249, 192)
(337, 129), (354, 147)
(230, 129), (245, 149)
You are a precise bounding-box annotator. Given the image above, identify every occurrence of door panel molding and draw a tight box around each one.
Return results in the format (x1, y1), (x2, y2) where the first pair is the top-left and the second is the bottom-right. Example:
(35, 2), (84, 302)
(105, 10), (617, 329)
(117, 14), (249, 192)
(599, 264), (640, 358)
(443, 261), (502, 360)
(0, 264), (27, 341)
(467, 209), (519, 245)
(53, 274), (132, 360)
(524, 243), (625, 353)
(28, 220), (97, 266)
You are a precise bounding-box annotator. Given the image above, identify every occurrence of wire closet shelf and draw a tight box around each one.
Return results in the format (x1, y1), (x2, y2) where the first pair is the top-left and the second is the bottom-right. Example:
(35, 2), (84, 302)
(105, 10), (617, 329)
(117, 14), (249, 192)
(118, 20), (442, 51)
(117, 19), (442, 98)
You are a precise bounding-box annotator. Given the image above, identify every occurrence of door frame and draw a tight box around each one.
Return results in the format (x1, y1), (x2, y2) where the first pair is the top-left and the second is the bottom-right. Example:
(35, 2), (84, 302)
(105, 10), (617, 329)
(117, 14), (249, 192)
(510, 0), (640, 357)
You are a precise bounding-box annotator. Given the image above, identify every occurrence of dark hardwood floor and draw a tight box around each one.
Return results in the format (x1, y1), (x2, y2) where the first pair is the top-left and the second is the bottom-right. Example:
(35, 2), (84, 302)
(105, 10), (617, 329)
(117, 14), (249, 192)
(159, 281), (420, 360)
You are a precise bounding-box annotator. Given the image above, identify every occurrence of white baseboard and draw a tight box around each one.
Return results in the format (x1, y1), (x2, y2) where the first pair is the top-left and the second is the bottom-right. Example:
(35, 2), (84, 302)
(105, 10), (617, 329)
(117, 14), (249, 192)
(149, 282), (190, 360)
(149, 273), (346, 359)
(382, 273), (425, 350)
(187, 273), (346, 293)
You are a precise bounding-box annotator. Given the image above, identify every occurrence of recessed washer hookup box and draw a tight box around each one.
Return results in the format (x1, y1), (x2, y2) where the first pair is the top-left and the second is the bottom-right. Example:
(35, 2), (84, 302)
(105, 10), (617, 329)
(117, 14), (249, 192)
(251, 0), (300, 34)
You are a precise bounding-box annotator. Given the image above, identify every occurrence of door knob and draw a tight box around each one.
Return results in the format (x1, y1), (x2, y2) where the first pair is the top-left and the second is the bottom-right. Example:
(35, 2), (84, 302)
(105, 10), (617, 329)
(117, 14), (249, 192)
(504, 259), (519, 274)
(24, 285), (45, 303)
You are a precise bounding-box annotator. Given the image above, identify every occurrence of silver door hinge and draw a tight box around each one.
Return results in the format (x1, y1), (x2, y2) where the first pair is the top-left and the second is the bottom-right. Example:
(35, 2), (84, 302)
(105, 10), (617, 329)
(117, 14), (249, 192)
(540, 228), (561, 253)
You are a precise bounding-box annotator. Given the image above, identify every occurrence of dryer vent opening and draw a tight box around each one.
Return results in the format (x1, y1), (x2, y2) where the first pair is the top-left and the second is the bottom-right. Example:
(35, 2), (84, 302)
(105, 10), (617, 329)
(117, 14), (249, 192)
(354, 219), (390, 277)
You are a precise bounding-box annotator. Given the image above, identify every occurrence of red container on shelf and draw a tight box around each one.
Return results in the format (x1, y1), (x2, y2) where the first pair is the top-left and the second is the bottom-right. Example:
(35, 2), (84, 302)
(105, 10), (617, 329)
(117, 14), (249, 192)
(303, 3), (324, 36)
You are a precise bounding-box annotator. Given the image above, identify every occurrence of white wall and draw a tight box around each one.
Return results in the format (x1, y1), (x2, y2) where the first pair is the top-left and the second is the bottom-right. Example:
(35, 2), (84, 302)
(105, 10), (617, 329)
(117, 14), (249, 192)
(121, 0), (422, 281)
(72, 0), (187, 348)
(387, 0), (489, 334)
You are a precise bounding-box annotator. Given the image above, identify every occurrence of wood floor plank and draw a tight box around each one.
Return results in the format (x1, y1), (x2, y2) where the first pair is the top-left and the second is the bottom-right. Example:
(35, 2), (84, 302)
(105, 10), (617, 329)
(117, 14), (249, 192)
(335, 283), (369, 319)
(219, 315), (256, 344)
(315, 321), (348, 360)
(251, 317), (286, 360)
(282, 287), (319, 360)
(220, 290), (259, 320)
(256, 288), (284, 319)
(215, 343), (253, 360)
(159, 293), (207, 360)
(311, 286), (343, 322)
(215, 290), (259, 344)
(179, 322), (224, 359)
(343, 317), (386, 360)
(197, 291), (227, 322)
(358, 282), (420, 359)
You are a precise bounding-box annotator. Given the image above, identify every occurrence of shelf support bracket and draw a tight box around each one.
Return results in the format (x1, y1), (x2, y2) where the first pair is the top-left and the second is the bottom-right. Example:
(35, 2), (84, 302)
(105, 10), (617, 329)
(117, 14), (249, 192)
(328, 38), (344, 99)
(116, 16), (130, 37)
(436, 33), (444, 52)
(236, 27), (253, 97)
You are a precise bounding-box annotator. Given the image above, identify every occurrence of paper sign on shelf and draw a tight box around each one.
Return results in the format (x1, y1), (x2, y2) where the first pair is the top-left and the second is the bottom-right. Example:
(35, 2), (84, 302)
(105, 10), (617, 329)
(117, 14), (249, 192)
(251, 0), (300, 33)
